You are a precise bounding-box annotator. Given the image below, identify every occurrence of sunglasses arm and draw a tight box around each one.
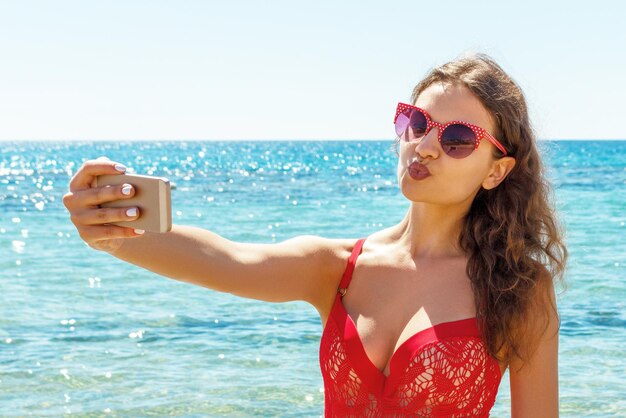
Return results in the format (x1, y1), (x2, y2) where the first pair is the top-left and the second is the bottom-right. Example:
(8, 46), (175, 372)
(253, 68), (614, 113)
(485, 132), (508, 156)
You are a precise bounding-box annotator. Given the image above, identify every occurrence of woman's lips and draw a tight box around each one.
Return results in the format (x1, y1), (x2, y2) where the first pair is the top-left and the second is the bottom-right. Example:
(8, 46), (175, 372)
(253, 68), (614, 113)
(408, 162), (431, 180)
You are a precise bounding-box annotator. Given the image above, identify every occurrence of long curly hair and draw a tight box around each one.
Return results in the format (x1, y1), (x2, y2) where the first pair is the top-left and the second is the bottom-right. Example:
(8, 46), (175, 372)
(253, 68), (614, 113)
(392, 52), (568, 372)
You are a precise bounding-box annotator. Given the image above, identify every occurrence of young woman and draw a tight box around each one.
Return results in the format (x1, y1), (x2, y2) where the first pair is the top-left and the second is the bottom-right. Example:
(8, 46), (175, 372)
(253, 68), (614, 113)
(63, 52), (567, 417)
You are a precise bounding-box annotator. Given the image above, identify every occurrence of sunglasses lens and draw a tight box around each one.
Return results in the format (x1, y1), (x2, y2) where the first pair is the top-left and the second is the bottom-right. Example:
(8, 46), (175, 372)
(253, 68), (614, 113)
(440, 124), (476, 158)
(395, 109), (427, 140)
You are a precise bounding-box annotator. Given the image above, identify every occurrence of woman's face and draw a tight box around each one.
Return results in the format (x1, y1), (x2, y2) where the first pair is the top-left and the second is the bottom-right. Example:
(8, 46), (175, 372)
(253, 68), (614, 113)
(396, 82), (503, 206)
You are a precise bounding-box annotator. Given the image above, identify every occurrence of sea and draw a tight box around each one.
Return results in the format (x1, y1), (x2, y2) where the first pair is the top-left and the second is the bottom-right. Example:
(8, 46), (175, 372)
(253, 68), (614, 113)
(0, 140), (624, 417)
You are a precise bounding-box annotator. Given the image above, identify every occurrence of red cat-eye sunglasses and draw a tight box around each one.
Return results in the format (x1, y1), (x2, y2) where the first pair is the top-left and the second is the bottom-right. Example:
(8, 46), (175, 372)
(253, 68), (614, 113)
(394, 102), (508, 158)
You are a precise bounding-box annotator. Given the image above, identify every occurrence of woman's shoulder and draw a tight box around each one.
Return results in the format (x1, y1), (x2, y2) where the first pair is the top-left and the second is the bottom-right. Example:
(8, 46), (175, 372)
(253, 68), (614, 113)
(319, 230), (390, 267)
(316, 236), (363, 278)
(312, 232), (398, 318)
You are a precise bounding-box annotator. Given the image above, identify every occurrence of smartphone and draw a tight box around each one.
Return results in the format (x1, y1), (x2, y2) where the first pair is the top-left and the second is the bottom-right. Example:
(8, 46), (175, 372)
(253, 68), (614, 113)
(94, 173), (172, 233)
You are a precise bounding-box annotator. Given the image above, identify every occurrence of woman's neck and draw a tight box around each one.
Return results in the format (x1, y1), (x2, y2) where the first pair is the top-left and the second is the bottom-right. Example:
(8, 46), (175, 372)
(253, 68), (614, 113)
(390, 202), (469, 259)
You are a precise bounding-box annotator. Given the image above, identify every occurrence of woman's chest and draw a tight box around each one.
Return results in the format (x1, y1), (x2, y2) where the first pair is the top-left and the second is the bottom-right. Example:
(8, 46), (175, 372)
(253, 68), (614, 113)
(340, 263), (479, 376)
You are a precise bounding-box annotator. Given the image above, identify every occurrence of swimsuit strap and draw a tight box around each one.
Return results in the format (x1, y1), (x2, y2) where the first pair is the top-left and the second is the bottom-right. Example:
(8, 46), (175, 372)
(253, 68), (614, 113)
(337, 237), (367, 297)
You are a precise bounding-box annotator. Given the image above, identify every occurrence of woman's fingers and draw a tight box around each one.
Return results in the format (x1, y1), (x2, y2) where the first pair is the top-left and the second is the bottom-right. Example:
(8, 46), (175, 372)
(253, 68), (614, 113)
(63, 158), (145, 253)
(64, 183), (135, 210)
(69, 159), (127, 192)
(81, 183), (135, 207)
(64, 158), (134, 209)
(71, 205), (141, 227)
(78, 224), (144, 247)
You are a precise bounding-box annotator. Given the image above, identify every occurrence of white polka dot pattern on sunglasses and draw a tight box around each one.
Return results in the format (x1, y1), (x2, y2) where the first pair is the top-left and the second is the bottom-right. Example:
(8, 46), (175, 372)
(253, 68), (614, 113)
(394, 102), (508, 156)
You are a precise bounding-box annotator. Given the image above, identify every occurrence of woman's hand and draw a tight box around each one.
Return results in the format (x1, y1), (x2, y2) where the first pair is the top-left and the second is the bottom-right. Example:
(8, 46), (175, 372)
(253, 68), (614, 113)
(63, 157), (145, 254)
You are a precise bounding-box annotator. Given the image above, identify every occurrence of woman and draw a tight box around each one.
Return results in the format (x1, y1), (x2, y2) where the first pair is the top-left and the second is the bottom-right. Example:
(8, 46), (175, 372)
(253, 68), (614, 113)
(63, 52), (567, 417)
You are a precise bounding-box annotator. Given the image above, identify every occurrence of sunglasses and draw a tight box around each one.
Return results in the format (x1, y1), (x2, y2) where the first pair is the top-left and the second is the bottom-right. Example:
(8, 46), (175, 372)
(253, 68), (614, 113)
(394, 102), (508, 158)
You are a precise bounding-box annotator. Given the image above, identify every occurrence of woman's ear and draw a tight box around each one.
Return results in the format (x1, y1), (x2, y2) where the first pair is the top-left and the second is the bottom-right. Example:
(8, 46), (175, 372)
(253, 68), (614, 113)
(482, 157), (516, 190)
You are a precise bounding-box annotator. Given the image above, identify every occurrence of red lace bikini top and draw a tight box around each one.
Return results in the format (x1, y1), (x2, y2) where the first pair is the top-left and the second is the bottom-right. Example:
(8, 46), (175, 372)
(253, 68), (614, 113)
(319, 237), (503, 417)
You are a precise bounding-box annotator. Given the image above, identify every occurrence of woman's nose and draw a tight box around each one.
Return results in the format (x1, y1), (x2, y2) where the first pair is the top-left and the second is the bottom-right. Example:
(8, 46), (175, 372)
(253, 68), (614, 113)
(414, 127), (440, 160)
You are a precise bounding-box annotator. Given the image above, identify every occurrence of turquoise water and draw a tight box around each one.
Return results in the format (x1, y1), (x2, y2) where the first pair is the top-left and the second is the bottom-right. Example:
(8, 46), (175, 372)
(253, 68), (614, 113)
(0, 140), (624, 417)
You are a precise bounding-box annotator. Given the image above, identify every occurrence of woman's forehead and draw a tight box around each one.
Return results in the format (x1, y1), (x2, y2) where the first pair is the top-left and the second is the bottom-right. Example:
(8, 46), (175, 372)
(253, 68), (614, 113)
(414, 82), (495, 131)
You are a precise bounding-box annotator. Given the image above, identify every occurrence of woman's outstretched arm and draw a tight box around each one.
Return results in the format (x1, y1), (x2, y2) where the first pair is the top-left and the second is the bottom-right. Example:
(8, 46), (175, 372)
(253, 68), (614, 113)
(109, 225), (334, 304)
(63, 158), (340, 307)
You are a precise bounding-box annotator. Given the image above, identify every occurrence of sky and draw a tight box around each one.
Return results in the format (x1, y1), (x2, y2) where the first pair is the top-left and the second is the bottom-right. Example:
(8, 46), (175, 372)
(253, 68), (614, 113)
(0, 0), (624, 141)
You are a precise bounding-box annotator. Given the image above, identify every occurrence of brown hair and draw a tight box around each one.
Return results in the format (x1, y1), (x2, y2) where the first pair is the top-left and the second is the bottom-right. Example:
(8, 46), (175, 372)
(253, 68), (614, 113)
(392, 52), (568, 372)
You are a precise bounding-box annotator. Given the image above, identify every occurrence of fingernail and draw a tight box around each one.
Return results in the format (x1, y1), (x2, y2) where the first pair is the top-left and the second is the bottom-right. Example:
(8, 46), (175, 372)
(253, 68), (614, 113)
(134, 229), (145, 235)
(122, 184), (132, 195)
(114, 164), (127, 173)
(126, 208), (138, 217)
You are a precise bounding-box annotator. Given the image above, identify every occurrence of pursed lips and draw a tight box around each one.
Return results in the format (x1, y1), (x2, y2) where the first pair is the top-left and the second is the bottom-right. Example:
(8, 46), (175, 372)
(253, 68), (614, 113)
(407, 161), (431, 180)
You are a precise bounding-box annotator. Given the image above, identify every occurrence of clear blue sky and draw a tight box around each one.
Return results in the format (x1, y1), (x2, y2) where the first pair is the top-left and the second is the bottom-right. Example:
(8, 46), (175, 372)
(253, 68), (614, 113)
(1, 0), (624, 141)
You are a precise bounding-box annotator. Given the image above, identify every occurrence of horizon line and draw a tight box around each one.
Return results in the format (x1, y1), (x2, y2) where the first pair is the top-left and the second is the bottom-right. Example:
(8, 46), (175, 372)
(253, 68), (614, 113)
(1, 138), (624, 142)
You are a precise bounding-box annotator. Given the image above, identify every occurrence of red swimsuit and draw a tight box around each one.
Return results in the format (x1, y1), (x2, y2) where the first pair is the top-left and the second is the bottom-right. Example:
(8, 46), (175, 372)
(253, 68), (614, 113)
(319, 237), (503, 417)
